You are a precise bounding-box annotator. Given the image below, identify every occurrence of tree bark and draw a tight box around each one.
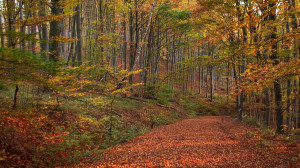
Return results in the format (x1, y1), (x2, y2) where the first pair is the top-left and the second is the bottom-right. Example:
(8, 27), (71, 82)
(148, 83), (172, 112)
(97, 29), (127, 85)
(49, 0), (62, 61)
(269, 1), (283, 133)
(0, 11), (4, 47)
(76, 3), (82, 65)
(39, 1), (48, 59)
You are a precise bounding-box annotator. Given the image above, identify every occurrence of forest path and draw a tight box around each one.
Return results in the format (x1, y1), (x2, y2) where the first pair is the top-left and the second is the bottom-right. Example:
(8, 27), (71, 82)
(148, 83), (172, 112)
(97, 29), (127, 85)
(79, 116), (296, 168)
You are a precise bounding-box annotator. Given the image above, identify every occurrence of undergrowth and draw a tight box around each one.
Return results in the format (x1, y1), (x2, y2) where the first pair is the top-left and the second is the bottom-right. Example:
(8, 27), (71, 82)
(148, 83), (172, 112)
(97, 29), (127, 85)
(180, 93), (235, 117)
(244, 116), (300, 153)
(0, 83), (183, 167)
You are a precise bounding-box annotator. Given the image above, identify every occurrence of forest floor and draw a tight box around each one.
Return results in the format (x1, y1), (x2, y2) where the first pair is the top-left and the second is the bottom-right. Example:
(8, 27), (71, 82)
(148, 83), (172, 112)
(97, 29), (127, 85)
(73, 116), (299, 168)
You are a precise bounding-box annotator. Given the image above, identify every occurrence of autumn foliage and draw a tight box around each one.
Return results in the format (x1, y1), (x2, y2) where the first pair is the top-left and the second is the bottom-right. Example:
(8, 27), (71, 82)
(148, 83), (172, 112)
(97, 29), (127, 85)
(0, 0), (299, 167)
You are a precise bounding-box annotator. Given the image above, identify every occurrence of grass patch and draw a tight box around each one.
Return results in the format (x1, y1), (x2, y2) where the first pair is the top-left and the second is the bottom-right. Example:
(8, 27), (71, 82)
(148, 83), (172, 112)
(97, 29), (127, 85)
(179, 94), (235, 117)
(144, 84), (173, 106)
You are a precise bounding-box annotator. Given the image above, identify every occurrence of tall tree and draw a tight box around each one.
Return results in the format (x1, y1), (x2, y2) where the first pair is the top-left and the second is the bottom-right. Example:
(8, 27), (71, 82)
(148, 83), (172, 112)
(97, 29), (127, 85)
(76, 2), (82, 65)
(268, 0), (283, 133)
(49, 0), (62, 61)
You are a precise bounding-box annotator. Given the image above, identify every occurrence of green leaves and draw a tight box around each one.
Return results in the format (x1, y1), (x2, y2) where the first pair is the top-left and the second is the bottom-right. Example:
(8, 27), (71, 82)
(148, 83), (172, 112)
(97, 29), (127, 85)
(0, 47), (46, 82)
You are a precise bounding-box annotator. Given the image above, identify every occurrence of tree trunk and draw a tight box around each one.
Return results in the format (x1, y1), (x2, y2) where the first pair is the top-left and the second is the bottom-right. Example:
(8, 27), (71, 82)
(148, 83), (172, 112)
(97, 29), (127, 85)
(67, 7), (76, 64)
(76, 3), (82, 65)
(39, 1), (48, 59)
(264, 89), (270, 125)
(0, 12), (4, 47)
(269, 1), (283, 133)
(49, 0), (61, 61)
(129, 7), (134, 84)
(123, 15), (127, 70)
(19, 1), (25, 50)
(12, 85), (19, 110)
(209, 44), (214, 102)
(7, 0), (15, 48)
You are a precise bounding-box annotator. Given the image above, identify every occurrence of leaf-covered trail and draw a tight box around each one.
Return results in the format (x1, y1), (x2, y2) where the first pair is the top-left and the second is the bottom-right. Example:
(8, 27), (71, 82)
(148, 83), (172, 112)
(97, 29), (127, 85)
(79, 116), (298, 167)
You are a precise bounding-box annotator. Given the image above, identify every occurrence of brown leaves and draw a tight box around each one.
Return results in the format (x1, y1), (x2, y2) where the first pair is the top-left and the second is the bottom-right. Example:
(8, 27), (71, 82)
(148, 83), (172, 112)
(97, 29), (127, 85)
(81, 116), (298, 167)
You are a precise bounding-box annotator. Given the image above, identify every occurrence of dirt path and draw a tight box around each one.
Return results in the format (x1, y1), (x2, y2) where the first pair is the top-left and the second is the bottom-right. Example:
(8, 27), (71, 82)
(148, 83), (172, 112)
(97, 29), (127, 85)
(78, 116), (298, 167)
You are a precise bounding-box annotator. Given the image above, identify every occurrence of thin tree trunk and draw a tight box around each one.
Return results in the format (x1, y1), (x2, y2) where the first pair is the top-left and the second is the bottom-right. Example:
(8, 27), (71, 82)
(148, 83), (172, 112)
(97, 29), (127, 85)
(264, 89), (270, 125)
(129, 7), (134, 84)
(0, 12), (4, 47)
(7, 0), (15, 48)
(227, 61), (230, 102)
(76, 3), (82, 65)
(19, 1), (25, 50)
(123, 15), (127, 70)
(12, 85), (19, 110)
(39, 1), (48, 59)
(67, 7), (76, 64)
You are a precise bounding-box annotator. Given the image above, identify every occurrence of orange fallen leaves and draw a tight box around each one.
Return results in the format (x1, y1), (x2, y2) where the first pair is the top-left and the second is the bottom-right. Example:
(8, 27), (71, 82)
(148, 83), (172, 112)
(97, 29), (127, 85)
(74, 116), (299, 168)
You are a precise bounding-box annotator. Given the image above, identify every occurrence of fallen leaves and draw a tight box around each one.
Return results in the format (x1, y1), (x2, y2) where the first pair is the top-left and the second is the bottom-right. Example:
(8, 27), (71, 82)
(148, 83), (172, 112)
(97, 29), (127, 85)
(74, 116), (299, 168)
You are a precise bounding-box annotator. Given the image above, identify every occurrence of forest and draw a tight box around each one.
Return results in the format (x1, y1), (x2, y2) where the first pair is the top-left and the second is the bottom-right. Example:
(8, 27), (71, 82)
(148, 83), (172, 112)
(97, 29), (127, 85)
(0, 0), (299, 167)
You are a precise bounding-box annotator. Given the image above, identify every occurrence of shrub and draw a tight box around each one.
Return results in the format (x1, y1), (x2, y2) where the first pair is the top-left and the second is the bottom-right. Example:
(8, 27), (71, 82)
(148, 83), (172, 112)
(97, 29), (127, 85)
(144, 84), (173, 105)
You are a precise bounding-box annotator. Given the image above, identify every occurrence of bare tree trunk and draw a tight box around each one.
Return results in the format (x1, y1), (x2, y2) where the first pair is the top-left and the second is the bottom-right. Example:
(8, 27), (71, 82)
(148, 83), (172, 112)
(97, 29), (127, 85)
(269, 2), (283, 133)
(198, 47), (201, 95)
(123, 14), (127, 70)
(144, 25), (153, 87)
(19, 1), (25, 50)
(7, 0), (15, 48)
(67, 7), (76, 64)
(205, 67), (208, 98)
(129, 6), (134, 84)
(290, 0), (299, 129)
(31, 11), (36, 53)
(227, 61), (230, 102)
(264, 89), (270, 125)
(209, 43), (214, 101)
(76, 3), (82, 65)
(39, 1), (48, 59)
(284, 2), (292, 129)
(12, 85), (19, 110)
(0, 12), (4, 47)
(60, 19), (66, 59)
(49, 0), (62, 61)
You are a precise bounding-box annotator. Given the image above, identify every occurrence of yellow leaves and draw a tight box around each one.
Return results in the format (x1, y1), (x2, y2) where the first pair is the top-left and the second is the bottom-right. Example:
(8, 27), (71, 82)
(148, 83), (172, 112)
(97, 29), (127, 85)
(132, 83), (144, 88)
(118, 69), (129, 75)
(78, 114), (94, 123)
(67, 92), (85, 97)
(139, 3), (153, 12)
(202, 29), (207, 37)
(112, 88), (128, 94)
(50, 36), (78, 44)
(49, 75), (64, 84)
(86, 96), (110, 107)
(43, 99), (63, 106)
(59, 0), (80, 8)
(161, 56), (168, 60)
(240, 59), (300, 95)
(162, 47), (168, 53)
(112, 82), (144, 94)
(124, 69), (143, 78)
